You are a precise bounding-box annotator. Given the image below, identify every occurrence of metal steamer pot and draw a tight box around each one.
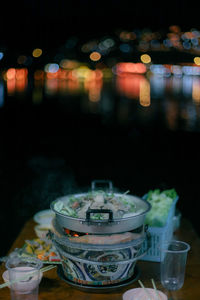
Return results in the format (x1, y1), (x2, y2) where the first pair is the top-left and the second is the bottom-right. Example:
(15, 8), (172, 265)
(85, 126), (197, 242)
(49, 181), (151, 288)
(50, 181), (151, 234)
(50, 218), (149, 287)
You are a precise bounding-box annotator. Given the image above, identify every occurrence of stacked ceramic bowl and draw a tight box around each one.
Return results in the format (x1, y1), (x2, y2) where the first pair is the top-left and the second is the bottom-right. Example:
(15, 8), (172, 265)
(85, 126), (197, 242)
(49, 186), (151, 288)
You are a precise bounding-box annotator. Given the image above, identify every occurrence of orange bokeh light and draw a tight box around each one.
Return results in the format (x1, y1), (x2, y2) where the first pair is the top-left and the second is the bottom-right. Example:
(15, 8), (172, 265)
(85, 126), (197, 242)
(6, 68), (16, 80)
(116, 74), (146, 99)
(90, 51), (101, 62)
(115, 63), (146, 75)
(16, 68), (28, 80)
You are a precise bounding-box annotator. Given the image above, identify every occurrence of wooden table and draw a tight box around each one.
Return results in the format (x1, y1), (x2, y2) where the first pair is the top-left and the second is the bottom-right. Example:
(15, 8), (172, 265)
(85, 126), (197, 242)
(0, 218), (200, 300)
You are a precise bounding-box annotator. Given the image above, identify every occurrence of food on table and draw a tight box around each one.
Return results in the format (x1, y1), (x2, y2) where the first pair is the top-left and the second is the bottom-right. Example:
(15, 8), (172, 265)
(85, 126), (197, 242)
(54, 190), (145, 220)
(21, 238), (60, 262)
(144, 188), (178, 227)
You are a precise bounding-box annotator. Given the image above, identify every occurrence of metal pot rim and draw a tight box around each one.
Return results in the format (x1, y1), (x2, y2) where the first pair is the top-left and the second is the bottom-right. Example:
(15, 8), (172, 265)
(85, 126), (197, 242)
(50, 192), (151, 222)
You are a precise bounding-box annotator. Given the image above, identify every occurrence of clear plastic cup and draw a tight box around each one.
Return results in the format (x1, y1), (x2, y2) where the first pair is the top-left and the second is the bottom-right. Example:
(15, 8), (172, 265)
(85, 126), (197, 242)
(160, 240), (190, 291)
(6, 256), (43, 300)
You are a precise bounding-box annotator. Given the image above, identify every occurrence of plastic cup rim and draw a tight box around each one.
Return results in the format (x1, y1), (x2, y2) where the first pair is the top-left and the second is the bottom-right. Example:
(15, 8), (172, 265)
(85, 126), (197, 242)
(160, 239), (190, 253)
(6, 257), (43, 272)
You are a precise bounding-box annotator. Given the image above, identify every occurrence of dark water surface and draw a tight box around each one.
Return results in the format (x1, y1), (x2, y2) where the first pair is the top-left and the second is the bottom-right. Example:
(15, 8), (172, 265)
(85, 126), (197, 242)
(0, 73), (200, 257)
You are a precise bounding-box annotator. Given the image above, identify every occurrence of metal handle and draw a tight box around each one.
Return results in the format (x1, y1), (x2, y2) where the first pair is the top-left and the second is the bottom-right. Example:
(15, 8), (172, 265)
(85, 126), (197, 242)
(91, 180), (113, 192)
(86, 209), (113, 223)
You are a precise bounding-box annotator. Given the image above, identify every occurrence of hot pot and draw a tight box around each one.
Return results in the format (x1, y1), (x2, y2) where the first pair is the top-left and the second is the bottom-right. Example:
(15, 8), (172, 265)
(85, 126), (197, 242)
(50, 181), (151, 234)
(50, 181), (151, 288)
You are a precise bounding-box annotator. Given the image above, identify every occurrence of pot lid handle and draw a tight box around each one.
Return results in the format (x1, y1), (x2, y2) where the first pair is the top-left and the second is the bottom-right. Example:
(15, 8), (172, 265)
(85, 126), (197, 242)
(86, 209), (113, 223)
(91, 180), (113, 192)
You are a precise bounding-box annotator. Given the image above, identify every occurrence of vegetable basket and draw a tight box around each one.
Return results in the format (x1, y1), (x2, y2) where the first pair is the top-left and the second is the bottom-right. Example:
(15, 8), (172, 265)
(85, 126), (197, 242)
(140, 194), (178, 262)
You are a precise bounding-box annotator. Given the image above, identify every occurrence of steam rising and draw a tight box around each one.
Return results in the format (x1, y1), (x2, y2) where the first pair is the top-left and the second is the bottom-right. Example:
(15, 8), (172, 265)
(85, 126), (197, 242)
(14, 156), (79, 218)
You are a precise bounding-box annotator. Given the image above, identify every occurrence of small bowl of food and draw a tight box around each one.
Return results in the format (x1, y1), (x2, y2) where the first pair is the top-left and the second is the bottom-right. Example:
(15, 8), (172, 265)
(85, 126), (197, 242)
(33, 209), (55, 226)
(34, 224), (52, 240)
(123, 287), (168, 300)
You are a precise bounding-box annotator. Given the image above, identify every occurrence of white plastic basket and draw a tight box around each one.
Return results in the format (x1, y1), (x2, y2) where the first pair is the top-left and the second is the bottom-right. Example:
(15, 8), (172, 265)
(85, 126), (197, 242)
(141, 196), (178, 262)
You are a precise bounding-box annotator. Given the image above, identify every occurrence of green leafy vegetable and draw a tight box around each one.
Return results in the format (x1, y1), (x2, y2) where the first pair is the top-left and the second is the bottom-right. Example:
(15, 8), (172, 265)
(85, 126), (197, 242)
(145, 188), (178, 227)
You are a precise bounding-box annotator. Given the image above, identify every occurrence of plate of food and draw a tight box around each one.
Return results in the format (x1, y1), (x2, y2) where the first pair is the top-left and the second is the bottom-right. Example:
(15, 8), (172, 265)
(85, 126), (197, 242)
(20, 238), (60, 263)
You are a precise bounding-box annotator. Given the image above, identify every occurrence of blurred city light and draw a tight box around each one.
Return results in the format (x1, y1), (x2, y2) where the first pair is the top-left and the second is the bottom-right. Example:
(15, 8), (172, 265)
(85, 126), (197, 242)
(72, 66), (92, 80)
(150, 64), (171, 77)
(119, 31), (136, 41)
(90, 51), (101, 61)
(0, 81), (4, 107)
(114, 63), (146, 75)
(140, 54), (151, 64)
(59, 59), (79, 69)
(15, 68), (28, 80)
(3, 24), (200, 111)
(32, 48), (42, 58)
(116, 74), (145, 99)
(98, 38), (115, 51)
(139, 79), (151, 107)
(44, 63), (59, 73)
(6, 68), (16, 80)
(85, 78), (103, 102)
(194, 57), (200, 65)
(0, 52), (4, 60)
(5, 68), (28, 94)
(192, 77), (200, 104)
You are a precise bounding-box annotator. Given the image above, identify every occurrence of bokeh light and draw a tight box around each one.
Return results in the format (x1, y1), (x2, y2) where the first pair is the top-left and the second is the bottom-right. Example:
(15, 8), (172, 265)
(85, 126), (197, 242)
(44, 63), (59, 73)
(140, 54), (151, 64)
(194, 57), (200, 66)
(32, 48), (42, 58)
(90, 52), (101, 62)
(59, 59), (79, 69)
(0, 52), (4, 60)
(6, 68), (16, 80)
(114, 63), (147, 75)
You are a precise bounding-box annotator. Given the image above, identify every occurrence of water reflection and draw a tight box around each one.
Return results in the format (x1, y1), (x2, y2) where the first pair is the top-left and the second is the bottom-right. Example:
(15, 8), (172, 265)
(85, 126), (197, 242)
(2, 65), (200, 132)
(139, 78), (151, 107)
(5, 68), (28, 95)
(0, 80), (4, 107)
(192, 77), (200, 104)
(116, 74), (143, 99)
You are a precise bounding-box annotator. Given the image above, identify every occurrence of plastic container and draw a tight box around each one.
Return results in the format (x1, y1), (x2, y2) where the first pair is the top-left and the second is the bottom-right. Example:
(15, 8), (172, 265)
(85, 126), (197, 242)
(141, 196), (178, 262)
(160, 240), (190, 290)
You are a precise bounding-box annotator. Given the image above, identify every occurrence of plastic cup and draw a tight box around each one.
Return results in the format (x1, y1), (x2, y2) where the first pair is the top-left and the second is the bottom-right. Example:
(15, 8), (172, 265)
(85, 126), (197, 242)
(160, 240), (190, 291)
(6, 256), (43, 300)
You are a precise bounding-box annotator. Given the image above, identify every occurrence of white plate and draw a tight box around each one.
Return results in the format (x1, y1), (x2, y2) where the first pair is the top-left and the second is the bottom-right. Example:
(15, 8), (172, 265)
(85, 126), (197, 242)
(33, 209), (55, 226)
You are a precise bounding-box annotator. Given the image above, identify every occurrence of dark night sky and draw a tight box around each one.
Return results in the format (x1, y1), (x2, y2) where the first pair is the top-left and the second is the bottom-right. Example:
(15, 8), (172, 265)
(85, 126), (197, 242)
(0, 0), (198, 50)
(1, 0), (200, 257)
